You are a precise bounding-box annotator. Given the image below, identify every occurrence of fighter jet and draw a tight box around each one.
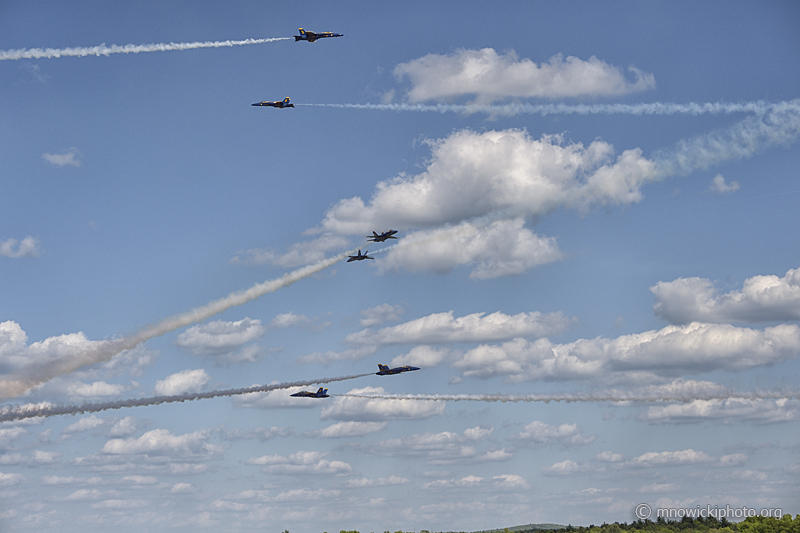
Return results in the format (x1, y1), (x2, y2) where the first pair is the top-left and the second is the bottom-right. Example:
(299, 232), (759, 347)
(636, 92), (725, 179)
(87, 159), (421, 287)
(290, 387), (330, 398)
(347, 249), (374, 262)
(367, 230), (398, 242)
(376, 364), (421, 376)
(294, 28), (344, 42)
(252, 97), (294, 108)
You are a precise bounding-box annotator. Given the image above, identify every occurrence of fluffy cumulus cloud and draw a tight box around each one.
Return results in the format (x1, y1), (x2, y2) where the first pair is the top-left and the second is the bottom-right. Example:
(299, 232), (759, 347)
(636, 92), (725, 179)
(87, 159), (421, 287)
(309, 129), (655, 277)
(393, 48), (655, 104)
(100, 428), (222, 459)
(453, 322), (800, 383)
(709, 174), (740, 194)
(345, 309), (573, 346)
(318, 130), (656, 235)
(360, 304), (405, 328)
(42, 147), (81, 167)
(175, 318), (266, 355)
(153, 369), (210, 396)
(321, 386), (445, 421)
(390, 345), (452, 368)
(641, 398), (799, 425)
(0, 321), (96, 376)
(515, 420), (595, 447)
(245, 450), (352, 476)
(651, 268), (800, 324)
(309, 421), (388, 438)
(0, 236), (41, 258)
(350, 425), (508, 465)
(378, 217), (564, 278)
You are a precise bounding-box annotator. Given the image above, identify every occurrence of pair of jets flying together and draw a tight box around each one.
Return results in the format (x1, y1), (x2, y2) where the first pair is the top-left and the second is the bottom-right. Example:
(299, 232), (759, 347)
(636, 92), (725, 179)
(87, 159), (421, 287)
(347, 230), (398, 262)
(290, 364), (421, 398)
(252, 28), (343, 108)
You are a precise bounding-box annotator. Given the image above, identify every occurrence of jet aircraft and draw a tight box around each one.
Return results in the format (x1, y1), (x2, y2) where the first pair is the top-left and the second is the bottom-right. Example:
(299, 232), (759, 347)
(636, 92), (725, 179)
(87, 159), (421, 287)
(252, 97), (294, 108)
(290, 387), (330, 398)
(347, 249), (374, 262)
(367, 230), (398, 242)
(294, 28), (344, 42)
(376, 364), (421, 376)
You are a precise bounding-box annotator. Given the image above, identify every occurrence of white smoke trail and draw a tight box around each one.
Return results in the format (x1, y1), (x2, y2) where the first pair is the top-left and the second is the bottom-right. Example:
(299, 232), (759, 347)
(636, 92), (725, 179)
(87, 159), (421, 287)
(0, 373), (374, 423)
(299, 100), (789, 117)
(335, 389), (800, 404)
(0, 248), (361, 399)
(0, 37), (289, 61)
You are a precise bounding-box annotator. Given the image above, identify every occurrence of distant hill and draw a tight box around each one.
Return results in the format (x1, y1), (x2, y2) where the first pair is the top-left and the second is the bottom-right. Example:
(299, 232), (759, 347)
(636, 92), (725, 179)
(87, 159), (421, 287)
(473, 524), (567, 533)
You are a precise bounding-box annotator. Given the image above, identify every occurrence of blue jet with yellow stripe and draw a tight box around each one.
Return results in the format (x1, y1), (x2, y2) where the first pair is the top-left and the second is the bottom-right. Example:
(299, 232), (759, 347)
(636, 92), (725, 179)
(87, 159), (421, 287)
(294, 28), (343, 42)
(290, 387), (330, 398)
(376, 364), (420, 376)
(252, 97), (294, 108)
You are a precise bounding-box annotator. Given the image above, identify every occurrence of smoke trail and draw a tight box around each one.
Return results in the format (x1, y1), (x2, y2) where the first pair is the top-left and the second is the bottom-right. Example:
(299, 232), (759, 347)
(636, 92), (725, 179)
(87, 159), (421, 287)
(0, 37), (289, 61)
(335, 389), (800, 404)
(0, 248), (361, 399)
(299, 100), (791, 117)
(0, 373), (374, 423)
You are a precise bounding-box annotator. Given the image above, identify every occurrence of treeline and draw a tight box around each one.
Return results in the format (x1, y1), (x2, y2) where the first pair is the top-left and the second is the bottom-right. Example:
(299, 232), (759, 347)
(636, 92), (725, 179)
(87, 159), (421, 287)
(332, 515), (799, 533)
(534, 515), (799, 533)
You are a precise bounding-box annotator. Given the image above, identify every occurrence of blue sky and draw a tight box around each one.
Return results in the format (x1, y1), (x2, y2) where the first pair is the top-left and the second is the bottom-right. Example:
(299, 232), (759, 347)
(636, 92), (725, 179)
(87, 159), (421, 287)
(1, 1), (799, 531)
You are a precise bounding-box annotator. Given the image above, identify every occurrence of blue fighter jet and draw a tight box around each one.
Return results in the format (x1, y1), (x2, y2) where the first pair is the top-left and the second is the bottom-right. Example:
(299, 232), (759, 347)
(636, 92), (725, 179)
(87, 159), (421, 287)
(376, 364), (420, 376)
(294, 28), (343, 42)
(367, 230), (398, 242)
(347, 249), (374, 262)
(252, 97), (294, 108)
(290, 387), (330, 398)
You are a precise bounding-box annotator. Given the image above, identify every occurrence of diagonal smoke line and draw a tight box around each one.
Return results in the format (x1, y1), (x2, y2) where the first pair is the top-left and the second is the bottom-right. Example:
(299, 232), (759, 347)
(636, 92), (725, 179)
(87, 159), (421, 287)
(298, 100), (794, 117)
(0, 247), (361, 399)
(0, 373), (375, 423)
(0, 37), (290, 61)
(334, 389), (800, 403)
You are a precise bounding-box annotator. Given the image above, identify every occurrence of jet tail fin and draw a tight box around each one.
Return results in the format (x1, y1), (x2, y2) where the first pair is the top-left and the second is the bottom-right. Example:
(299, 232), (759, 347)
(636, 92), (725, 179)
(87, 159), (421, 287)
(378, 364), (389, 372)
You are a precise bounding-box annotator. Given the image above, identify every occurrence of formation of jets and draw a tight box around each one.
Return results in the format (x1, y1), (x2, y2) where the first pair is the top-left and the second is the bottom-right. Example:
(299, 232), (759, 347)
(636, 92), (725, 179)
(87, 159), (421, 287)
(347, 249), (374, 262)
(253, 28), (343, 109)
(294, 27), (344, 42)
(244, 29), (419, 399)
(290, 366), (421, 399)
(252, 97), (294, 108)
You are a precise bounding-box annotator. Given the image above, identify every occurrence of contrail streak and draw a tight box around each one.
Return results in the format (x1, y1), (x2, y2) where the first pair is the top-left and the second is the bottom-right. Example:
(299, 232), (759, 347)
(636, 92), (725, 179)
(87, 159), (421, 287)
(335, 389), (800, 404)
(0, 248), (360, 399)
(299, 100), (790, 117)
(0, 37), (289, 61)
(0, 373), (374, 423)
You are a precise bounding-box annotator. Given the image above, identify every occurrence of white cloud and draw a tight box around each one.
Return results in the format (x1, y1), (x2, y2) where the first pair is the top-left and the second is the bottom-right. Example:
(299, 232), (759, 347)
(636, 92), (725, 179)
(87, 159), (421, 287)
(63, 415), (106, 434)
(41, 475), (101, 486)
(153, 369), (209, 396)
(390, 345), (452, 368)
(652, 268), (800, 324)
(543, 459), (592, 476)
(641, 398), (799, 424)
(245, 451), (352, 476)
(42, 147), (81, 167)
(346, 309), (573, 346)
(320, 386), (445, 421)
(516, 421), (595, 447)
(628, 449), (716, 467)
(343, 475), (410, 488)
(66, 381), (125, 398)
(709, 174), (740, 194)
(267, 312), (312, 329)
(378, 217), (564, 278)
(317, 130), (656, 236)
(311, 421), (388, 438)
(394, 48), (655, 104)
(0, 321), (96, 376)
(360, 304), (404, 328)
(596, 451), (625, 463)
(175, 318), (266, 355)
(349, 425), (507, 465)
(100, 428), (222, 458)
(0, 428), (26, 450)
(0, 237), (41, 258)
(0, 471), (25, 487)
(107, 417), (140, 438)
(453, 322), (800, 383)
